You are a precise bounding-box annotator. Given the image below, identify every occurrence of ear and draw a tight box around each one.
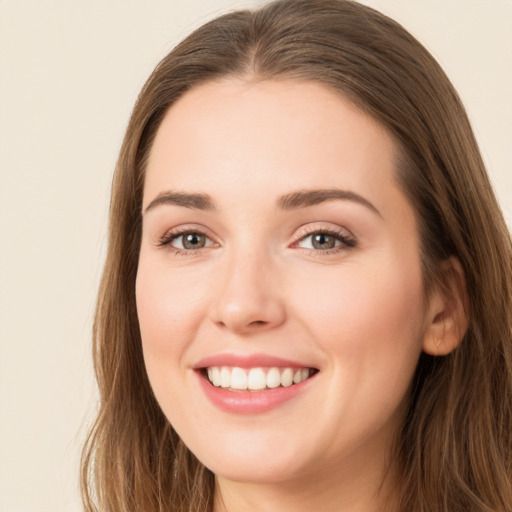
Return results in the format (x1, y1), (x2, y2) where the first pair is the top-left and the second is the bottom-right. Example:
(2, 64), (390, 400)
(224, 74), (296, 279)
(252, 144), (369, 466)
(422, 257), (470, 356)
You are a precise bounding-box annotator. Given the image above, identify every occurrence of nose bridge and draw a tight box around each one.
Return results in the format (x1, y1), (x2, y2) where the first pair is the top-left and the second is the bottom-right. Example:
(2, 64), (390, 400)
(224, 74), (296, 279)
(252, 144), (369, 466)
(211, 238), (285, 333)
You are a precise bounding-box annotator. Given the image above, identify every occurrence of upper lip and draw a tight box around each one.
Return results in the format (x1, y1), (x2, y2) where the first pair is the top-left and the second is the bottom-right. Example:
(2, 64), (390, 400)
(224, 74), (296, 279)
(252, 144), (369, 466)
(193, 353), (317, 370)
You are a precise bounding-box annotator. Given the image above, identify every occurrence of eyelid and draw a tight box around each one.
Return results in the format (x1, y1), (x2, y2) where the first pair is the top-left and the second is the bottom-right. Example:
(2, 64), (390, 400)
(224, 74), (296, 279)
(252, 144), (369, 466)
(157, 224), (219, 251)
(291, 224), (357, 253)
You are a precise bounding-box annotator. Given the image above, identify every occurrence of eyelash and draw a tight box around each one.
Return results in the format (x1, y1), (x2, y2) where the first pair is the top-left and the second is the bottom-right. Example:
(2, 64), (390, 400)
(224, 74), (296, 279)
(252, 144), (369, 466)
(157, 227), (216, 257)
(293, 227), (356, 255)
(157, 227), (356, 256)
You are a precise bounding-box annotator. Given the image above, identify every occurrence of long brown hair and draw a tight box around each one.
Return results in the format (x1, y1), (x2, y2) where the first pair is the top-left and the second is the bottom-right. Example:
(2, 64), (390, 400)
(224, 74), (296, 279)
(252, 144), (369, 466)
(81, 1), (512, 510)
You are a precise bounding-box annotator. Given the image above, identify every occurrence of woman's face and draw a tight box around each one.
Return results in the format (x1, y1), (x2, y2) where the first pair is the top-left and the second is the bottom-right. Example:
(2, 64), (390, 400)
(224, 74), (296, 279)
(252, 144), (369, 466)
(136, 79), (435, 488)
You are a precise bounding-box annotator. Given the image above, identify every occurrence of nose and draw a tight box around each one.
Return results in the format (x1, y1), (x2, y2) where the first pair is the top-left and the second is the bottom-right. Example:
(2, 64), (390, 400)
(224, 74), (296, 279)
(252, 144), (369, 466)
(210, 249), (286, 335)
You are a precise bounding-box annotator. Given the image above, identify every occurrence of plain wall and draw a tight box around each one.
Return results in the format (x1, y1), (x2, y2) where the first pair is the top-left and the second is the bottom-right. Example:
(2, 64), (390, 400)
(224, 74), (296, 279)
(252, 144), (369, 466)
(0, 1), (510, 510)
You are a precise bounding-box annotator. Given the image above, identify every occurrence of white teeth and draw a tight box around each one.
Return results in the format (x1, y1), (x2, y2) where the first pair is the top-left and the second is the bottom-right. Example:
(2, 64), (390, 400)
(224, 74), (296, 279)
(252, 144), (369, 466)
(205, 366), (313, 390)
(248, 368), (267, 390)
(281, 368), (293, 387)
(266, 367), (281, 388)
(209, 367), (221, 386)
(230, 367), (248, 390)
(220, 367), (230, 388)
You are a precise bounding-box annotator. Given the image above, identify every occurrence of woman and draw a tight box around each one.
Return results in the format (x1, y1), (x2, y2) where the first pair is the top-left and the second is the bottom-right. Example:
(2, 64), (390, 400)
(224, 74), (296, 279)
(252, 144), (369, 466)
(81, 0), (512, 510)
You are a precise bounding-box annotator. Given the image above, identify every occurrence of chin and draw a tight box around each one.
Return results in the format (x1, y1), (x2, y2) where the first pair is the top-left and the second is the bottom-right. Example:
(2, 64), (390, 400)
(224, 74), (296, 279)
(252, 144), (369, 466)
(184, 430), (311, 485)
(207, 457), (304, 485)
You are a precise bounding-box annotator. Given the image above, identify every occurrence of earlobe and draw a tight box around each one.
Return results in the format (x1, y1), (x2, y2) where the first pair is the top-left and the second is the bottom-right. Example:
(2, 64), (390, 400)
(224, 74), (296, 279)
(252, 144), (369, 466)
(422, 257), (470, 356)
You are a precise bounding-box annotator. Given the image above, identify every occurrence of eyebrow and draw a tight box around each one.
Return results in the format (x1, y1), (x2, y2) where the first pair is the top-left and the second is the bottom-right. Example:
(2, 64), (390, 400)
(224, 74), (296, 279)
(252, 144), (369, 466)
(277, 188), (382, 217)
(144, 191), (216, 213)
(144, 187), (381, 217)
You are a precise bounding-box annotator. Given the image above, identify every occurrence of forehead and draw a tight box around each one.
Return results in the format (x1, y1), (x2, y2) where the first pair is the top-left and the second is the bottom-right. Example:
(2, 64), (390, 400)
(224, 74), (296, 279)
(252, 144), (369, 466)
(143, 78), (408, 222)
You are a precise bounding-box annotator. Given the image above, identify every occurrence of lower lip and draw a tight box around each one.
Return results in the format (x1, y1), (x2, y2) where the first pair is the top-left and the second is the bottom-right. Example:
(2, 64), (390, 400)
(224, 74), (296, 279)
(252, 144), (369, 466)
(196, 371), (315, 414)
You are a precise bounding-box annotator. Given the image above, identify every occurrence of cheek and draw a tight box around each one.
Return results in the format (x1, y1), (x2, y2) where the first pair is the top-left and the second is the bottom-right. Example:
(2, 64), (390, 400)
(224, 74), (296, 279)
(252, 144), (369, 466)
(135, 259), (207, 356)
(135, 257), (210, 426)
(290, 256), (425, 388)
(134, 257), (212, 419)
(286, 257), (426, 450)
(296, 261), (422, 334)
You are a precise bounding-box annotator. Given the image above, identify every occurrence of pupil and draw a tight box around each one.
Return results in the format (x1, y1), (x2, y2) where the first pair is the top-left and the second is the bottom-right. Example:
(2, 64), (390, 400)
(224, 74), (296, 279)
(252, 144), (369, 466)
(312, 233), (335, 249)
(183, 233), (205, 249)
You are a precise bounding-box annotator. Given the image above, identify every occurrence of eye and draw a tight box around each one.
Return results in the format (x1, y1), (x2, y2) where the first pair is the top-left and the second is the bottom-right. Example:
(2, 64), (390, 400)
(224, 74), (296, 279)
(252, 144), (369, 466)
(173, 232), (209, 250)
(299, 232), (339, 250)
(158, 229), (216, 252)
(295, 229), (356, 252)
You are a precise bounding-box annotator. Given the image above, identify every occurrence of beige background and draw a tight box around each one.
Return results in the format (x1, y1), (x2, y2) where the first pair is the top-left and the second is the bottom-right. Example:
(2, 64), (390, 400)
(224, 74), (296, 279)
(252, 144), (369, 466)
(0, 1), (510, 510)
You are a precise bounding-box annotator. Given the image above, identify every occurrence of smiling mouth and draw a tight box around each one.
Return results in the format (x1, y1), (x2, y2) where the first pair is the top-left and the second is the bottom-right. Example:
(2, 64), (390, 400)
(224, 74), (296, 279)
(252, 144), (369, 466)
(203, 366), (318, 392)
